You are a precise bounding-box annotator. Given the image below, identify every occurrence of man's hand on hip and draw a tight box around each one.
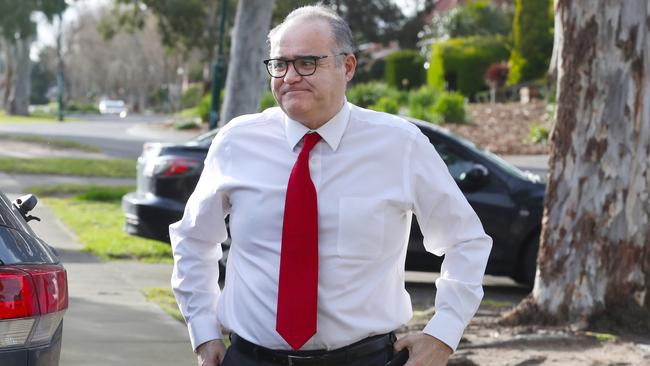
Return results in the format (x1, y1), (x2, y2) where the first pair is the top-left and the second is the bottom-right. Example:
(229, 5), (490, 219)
(394, 333), (452, 366)
(196, 339), (227, 366)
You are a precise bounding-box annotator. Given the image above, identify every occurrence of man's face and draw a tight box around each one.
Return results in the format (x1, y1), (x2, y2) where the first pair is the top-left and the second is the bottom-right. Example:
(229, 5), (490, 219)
(269, 19), (355, 128)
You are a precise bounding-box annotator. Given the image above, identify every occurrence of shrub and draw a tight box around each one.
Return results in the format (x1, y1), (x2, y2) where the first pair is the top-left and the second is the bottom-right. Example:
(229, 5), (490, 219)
(406, 86), (439, 122)
(197, 94), (212, 122)
(507, 0), (553, 85)
(173, 117), (202, 130)
(408, 86), (438, 112)
(259, 91), (277, 111)
(484, 62), (509, 89)
(527, 122), (550, 144)
(354, 57), (386, 83)
(427, 36), (510, 100)
(181, 85), (204, 109)
(369, 97), (399, 114)
(346, 82), (403, 109)
(384, 50), (426, 90)
(433, 92), (467, 124)
(66, 102), (99, 114)
(196, 90), (225, 122)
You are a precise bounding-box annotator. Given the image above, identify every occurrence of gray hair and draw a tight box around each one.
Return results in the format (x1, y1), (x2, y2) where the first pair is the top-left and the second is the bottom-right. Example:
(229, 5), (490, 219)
(268, 5), (355, 64)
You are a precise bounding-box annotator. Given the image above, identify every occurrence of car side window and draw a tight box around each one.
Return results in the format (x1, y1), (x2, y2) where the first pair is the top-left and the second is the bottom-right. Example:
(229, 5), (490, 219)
(432, 143), (476, 181)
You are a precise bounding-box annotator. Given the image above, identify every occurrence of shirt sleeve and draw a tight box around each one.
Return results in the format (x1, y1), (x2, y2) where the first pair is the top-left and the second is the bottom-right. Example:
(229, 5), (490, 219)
(407, 131), (492, 351)
(169, 130), (230, 351)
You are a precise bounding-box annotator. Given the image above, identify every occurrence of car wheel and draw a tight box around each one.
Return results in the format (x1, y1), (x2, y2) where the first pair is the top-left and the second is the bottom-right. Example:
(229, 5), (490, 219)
(516, 235), (539, 288)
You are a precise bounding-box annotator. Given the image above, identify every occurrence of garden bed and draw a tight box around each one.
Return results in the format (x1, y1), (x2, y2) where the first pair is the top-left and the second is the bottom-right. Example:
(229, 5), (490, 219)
(442, 100), (552, 155)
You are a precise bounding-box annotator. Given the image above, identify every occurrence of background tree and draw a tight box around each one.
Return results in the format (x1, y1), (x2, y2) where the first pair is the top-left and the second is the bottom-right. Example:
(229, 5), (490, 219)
(0, 0), (67, 115)
(507, 0), (553, 85)
(220, 0), (274, 125)
(419, 0), (512, 42)
(508, 0), (650, 333)
(100, 0), (238, 90)
(272, 0), (407, 46)
(63, 4), (172, 110)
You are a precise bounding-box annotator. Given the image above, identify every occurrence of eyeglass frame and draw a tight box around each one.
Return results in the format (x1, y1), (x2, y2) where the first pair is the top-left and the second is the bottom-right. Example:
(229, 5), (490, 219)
(263, 53), (349, 78)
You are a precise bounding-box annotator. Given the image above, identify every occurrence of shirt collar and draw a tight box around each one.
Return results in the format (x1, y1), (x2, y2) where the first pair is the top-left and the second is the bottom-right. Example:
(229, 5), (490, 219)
(284, 101), (351, 152)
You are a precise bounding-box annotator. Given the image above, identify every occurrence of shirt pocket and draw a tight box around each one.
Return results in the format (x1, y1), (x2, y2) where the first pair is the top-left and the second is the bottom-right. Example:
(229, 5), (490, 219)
(337, 197), (385, 260)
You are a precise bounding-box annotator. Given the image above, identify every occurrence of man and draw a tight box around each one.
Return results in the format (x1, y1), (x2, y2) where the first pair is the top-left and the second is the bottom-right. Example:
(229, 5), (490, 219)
(171, 5), (492, 366)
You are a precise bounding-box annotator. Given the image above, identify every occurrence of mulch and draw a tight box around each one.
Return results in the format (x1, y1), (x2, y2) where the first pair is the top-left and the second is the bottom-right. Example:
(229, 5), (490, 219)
(441, 100), (552, 155)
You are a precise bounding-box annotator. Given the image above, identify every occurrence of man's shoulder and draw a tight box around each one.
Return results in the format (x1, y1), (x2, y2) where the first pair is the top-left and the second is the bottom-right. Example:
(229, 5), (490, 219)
(220, 107), (283, 137)
(348, 103), (420, 137)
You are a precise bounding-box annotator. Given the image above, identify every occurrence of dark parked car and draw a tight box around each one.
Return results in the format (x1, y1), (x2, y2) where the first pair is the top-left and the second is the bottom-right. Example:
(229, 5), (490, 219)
(0, 192), (68, 366)
(123, 119), (545, 286)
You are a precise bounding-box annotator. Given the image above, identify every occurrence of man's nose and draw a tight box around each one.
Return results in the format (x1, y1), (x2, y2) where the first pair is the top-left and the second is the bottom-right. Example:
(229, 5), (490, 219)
(283, 62), (302, 83)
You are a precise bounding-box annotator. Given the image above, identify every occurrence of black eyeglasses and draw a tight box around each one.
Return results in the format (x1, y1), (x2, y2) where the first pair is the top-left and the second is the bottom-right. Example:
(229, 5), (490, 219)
(263, 53), (348, 78)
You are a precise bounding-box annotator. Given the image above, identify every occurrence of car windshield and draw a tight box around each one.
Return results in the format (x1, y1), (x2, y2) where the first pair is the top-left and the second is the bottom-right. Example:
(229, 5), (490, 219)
(408, 118), (533, 181)
(443, 129), (532, 180)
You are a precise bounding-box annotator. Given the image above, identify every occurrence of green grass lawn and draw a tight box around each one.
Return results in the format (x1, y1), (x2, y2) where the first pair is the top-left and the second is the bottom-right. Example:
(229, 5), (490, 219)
(0, 134), (101, 152)
(0, 157), (135, 177)
(144, 288), (185, 323)
(0, 110), (60, 123)
(143, 287), (231, 347)
(40, 185), (172, 262)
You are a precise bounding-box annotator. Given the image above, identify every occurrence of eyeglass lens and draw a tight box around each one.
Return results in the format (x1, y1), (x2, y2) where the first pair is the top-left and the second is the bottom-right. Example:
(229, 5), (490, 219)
(267, 57), (318, 77)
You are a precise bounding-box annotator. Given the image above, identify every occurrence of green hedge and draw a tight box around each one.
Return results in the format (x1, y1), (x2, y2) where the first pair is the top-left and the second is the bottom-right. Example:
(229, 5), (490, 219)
(385, 50), (426, 90)
(427, 35), (510, 99)
(508, 0), (553, 85)
(346, 82), (405, 109)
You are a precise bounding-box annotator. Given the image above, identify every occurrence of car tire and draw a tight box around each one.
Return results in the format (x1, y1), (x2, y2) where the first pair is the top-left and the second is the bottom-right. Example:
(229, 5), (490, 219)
(516, 235), (539, 288)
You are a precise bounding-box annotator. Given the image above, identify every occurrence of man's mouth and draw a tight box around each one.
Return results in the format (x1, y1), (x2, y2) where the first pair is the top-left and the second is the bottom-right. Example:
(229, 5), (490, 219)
(283, 89), (309, 95)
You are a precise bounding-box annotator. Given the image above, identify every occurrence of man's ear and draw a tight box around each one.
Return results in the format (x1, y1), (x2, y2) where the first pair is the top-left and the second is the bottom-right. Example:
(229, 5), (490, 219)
(344, 53), (357, 82)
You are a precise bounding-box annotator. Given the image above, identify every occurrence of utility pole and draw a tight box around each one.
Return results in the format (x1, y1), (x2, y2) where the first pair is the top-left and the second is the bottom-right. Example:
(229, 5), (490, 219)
(209, 0), (228, 130)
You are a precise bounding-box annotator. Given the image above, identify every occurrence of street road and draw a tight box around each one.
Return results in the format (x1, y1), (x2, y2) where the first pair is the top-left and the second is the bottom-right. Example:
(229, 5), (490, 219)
(0, 114), (201, 159)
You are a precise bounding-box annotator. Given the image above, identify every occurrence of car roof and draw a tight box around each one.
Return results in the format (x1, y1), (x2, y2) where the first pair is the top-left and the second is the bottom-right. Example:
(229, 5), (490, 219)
(182, 115), (531, 182)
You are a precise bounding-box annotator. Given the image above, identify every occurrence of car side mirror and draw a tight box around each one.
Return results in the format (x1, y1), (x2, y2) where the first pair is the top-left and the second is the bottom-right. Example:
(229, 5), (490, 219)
(12, 194), (41, 222)
(458, 164), (489, 192)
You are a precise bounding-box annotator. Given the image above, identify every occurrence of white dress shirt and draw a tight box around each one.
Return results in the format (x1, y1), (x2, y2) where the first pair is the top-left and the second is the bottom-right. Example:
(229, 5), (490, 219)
(170, 102), (492, 352)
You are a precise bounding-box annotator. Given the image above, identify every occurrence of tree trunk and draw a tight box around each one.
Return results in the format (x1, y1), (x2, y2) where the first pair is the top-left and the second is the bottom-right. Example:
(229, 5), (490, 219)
(546, 0), (562, 101)
(2, 41), (14, 110)
(514, 0), (650, 327)
(10, 36), (33, 115)
(219, 0), (275, 126)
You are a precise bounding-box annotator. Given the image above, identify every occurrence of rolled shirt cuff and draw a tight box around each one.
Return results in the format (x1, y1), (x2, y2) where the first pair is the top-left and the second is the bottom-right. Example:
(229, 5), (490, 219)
(187, 314), (223, 351)
(422, 310), (467, 352)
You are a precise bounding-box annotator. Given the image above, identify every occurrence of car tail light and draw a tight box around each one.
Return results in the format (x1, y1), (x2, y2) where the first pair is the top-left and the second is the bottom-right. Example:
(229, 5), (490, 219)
(0, 265), (68, 348)
(149, 157), (202, 177)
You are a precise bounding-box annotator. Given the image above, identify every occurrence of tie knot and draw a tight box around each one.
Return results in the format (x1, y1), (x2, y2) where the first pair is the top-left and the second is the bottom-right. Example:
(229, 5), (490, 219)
(301, 133), (321, 154)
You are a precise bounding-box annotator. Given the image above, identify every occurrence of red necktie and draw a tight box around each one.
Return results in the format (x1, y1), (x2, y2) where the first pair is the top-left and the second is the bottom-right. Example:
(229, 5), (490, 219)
(276, 132), (321, 350)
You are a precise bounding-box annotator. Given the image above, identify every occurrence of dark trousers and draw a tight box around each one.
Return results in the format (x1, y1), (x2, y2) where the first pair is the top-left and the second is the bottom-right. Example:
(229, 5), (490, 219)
(221, 336), (397, 366)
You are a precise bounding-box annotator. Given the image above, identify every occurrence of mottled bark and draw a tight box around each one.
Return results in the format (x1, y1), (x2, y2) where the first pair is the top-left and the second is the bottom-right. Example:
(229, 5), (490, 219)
(534, 0), (650, 323)
(220, 0), (275, 126)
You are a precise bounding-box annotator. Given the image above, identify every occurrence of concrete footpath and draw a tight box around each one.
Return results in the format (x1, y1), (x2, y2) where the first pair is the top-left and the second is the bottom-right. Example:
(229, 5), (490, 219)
(1, 174), (196, 366)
